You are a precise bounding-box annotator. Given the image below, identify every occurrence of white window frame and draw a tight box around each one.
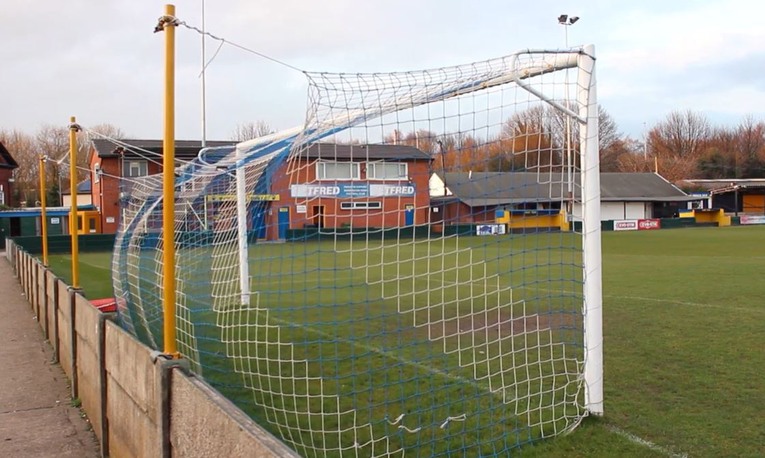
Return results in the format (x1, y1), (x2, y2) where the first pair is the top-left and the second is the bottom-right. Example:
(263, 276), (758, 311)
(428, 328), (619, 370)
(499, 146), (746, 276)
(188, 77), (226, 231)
(125, 160), (148, 178)
(340, 201), (382, 210)
(367, 161), (407, 180)
(316, 161), (360, 181)
(0, 184), (4, 206)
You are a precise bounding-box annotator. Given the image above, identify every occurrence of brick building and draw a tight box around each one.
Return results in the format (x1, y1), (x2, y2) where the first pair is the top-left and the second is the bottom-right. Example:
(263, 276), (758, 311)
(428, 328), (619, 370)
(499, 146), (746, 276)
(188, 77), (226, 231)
(264, 143), (432, 239)
(88, 139), (234, 233)
(0, 141), (19, 208)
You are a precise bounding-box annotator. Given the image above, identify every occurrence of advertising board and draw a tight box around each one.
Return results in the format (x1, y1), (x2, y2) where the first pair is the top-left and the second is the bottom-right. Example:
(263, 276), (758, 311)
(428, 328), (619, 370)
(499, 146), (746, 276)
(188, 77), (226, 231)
(638, 219), (661, 230)
(614, 219), (638, 231)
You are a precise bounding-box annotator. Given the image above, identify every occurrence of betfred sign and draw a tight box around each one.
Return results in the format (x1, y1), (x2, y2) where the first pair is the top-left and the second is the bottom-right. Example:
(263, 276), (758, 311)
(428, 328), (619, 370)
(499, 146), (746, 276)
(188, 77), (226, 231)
(638, 219), (661, 230)
(614, 220), (638, 231)
(290, 183), (416, 198)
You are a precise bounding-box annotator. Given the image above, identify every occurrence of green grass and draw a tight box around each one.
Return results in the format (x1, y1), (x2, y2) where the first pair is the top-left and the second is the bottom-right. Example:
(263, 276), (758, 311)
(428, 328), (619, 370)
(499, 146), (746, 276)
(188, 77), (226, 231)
(47, 226), (765, 457)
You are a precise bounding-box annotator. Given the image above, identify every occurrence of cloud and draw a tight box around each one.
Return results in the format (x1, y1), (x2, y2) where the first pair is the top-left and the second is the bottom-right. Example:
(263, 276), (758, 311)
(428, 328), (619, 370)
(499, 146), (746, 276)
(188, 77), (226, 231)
(2, 0), (764, 140)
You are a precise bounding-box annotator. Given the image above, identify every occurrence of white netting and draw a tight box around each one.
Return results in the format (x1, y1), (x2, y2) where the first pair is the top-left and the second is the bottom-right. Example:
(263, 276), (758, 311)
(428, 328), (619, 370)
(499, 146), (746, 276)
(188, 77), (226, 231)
(113, 48), (599, 457)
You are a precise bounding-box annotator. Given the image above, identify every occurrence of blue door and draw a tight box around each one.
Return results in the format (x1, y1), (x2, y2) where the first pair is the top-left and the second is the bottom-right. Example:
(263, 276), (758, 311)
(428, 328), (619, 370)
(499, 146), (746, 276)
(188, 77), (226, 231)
(278, 207), (290, 239)
(404, 206), (415, 226)
(253, 209), (266, 240)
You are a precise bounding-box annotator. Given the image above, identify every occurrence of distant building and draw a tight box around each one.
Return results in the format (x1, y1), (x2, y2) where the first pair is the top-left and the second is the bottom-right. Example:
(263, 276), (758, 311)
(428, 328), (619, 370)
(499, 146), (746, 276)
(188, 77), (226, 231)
(430, 172), (697, 230)
(62, 179), (93, 208)
(265, 143), (432, 240)
(0, 141), (19, 208)
(682, 179), (765, 215)
(88, 139), (235, 233)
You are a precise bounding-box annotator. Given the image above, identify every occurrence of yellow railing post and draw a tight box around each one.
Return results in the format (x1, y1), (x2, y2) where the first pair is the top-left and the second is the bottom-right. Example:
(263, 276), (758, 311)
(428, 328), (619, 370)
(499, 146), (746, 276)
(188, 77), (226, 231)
(159, 4), (179, 357)
(69, 117), (80, 288)
(39, 155), (49, 267)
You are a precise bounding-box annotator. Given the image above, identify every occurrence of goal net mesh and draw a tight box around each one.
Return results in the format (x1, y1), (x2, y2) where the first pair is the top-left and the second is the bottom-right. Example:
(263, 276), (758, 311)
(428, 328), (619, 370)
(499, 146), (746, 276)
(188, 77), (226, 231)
(113, 48), (598, 457)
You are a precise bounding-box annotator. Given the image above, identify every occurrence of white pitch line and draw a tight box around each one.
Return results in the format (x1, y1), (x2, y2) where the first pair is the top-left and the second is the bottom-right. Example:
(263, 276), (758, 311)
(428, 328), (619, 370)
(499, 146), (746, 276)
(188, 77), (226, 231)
(604, 294), (763, 314)
(605, 424), (687, 458)
(58, 255), (112, 272)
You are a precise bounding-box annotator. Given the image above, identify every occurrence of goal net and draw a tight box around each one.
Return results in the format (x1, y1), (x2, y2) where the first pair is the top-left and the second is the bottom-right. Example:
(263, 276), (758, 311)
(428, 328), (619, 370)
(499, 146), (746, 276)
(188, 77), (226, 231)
(113, 46), (602, 457)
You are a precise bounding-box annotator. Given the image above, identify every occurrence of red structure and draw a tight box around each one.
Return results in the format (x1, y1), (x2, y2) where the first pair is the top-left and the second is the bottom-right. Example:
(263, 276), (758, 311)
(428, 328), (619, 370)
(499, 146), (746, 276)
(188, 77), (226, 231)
(0, 141), (19, 208)
(88, 139), (234, 233)
(88, 140), (433, 238)
(265, 143), (432, 240)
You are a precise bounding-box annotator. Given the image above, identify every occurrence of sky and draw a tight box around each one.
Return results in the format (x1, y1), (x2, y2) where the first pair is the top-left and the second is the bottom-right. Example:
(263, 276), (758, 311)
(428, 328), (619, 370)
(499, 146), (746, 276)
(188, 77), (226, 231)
(2, 0), (764, 142)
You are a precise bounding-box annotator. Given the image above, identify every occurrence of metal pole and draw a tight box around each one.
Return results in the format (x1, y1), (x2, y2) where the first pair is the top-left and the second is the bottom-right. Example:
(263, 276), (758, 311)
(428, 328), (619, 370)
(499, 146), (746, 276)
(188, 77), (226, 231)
(200, 0), (207, 147)
(39, 156), (49, 267)
(560, 16), (575, 216)
(235, 149), (251, 305)
(579, 44), (603, 416)
(160, 4), (179, 357)
(68, 117), (80, 289)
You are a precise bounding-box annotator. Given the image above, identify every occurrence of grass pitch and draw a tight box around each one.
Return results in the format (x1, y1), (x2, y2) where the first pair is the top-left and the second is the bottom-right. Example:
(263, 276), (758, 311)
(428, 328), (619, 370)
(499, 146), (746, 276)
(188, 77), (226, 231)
(48, 226), (765, 457)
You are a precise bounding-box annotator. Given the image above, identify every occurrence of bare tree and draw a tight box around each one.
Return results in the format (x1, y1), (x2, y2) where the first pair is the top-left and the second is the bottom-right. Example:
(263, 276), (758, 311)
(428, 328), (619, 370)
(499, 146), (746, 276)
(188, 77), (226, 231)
(697, 128), (732, 179)
(0, 123), (127, 207)
(647, 110), (711, 182)
(35, 125), (71, 206)
(0, 129), (39, 206)
(597, 106), (621, 153)
(735, 115), (765, 177)
(613, 138), (652, 173)
(230, 121), (274, 142)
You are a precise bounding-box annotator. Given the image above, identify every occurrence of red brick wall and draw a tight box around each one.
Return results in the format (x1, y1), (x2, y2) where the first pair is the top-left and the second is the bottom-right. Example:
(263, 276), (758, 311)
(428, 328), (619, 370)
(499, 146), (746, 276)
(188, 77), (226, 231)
(89, 152), (436, 238)
(265, 157), (432, 239)
(89, 153), (122, 234)
(0, 169), (12, 206)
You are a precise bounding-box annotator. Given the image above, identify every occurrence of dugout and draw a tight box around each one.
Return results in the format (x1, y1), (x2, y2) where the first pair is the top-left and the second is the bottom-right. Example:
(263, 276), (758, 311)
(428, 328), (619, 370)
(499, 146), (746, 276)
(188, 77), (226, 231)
(683, 179), (765, 216)
(0, 206), (100, 249)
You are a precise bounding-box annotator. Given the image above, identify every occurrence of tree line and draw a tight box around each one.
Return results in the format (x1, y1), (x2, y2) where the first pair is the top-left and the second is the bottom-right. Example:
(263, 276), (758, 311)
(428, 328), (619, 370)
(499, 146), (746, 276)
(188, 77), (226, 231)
(2, 111), (764, 208)
(0, 124), (124, 208)
(384, 108), (765, 186)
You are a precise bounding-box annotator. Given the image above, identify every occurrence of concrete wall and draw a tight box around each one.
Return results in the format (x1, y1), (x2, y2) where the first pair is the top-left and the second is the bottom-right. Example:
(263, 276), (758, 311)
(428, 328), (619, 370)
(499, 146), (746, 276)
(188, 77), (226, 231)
(105, 321), (160, 458)
(7, 240), (298, 458)
(75, 293), (105, 443)
(57, 280), (73, 381)
(170, 373), (296, 457)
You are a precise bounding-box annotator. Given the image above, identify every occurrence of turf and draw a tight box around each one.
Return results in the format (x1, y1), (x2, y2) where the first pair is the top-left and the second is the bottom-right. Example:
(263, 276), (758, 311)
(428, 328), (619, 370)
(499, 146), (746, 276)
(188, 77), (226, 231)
(47, 226), (765, 457)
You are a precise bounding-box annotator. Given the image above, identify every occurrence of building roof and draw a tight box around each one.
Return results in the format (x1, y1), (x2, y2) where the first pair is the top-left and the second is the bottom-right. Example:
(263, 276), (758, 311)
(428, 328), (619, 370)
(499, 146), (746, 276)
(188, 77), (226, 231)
(91, 140), (429, 163)
(305, 143), (431, 161)
(91, 139), (236, 160)
(438, 172), (694, 207)
(0, 141), (19, 170)
(0, 205), (95, 218)
(682, 178), (765, 194)
(62, 179), (92, 195)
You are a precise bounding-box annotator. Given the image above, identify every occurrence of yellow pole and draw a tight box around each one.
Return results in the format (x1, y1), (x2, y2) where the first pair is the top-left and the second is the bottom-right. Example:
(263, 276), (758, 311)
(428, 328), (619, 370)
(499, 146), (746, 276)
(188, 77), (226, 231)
(39, 156), (49, 267)
(161, 4), (179, 357)
(69, 117), (80, 289)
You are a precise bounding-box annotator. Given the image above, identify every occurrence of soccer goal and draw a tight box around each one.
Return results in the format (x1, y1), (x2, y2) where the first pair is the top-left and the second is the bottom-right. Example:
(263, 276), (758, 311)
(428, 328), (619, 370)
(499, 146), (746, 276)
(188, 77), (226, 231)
(113, 46), (602, 457)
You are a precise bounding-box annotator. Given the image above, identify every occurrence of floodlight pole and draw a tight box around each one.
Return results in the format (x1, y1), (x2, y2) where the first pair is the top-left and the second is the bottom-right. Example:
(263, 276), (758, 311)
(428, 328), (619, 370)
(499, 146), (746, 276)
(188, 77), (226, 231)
(68, 117), (81, 289)
(39, 155), (49, 267)
(200, 0), (207, 148)
(558, 14), (578, 217)
(159, 4), (179, 358)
